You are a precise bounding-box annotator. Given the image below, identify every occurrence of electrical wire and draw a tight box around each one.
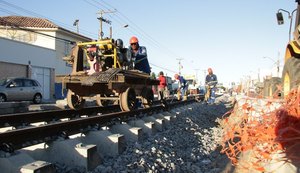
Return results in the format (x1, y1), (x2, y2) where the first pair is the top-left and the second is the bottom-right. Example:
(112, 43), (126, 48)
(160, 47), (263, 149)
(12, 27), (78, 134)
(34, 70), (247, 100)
(1, 0), (180, 75)
(0, 18), (76, 44)
(0, 0), (96, 38)
(82, 0), (180, 74)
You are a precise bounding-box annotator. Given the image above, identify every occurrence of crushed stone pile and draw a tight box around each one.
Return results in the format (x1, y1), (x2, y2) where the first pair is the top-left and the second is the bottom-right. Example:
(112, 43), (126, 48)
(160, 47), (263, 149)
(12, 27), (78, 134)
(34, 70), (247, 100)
(56, 95), (233, 173)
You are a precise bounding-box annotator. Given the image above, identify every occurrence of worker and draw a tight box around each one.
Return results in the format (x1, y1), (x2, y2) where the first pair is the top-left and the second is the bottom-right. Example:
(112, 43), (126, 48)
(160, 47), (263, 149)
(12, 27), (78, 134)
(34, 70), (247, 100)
(86, 46), (100, 75)
(128, 36), (151, 74)
(205, 68), (218, 104)
(158, 71), (167, 101)
(174, 74), (187, 100)
(115, 38), (128, 68)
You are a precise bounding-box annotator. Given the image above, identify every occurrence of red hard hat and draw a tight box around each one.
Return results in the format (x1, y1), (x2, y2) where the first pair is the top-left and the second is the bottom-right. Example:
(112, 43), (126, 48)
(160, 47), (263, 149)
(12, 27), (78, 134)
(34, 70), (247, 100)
(130, 36), (139, 44)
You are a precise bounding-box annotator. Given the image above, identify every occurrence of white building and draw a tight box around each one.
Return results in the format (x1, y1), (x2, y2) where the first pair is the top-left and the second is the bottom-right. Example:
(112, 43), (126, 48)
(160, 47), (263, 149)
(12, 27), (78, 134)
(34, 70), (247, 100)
(0, 16), (92, 100)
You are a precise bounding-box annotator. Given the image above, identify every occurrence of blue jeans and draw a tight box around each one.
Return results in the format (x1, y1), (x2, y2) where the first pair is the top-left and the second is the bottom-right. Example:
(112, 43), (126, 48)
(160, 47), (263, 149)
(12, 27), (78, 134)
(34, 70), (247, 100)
(208, 87), (216, 104)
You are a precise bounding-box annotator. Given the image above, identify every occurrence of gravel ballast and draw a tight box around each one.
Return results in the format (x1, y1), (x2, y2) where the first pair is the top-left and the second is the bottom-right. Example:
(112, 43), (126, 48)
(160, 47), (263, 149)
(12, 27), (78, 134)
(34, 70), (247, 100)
(56, 96), (234, 173)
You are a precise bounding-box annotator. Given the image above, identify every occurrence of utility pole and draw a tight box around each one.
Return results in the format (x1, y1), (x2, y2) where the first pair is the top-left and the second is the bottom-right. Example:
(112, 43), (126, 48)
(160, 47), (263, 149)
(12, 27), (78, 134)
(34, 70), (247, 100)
(176, 58), (183, 75)
(263, 55), (280, 78)
(276, 51), (280, 77)
(203, 69), (206, 85)
(194, 68), (200, 84)
(258, 68), (260, 82)
(97, 9), (116, 40)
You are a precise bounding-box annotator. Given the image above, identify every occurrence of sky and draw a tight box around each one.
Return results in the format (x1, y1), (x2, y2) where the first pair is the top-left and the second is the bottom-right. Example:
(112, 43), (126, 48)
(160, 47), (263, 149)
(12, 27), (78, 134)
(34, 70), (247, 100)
(0, 0), (297, 86)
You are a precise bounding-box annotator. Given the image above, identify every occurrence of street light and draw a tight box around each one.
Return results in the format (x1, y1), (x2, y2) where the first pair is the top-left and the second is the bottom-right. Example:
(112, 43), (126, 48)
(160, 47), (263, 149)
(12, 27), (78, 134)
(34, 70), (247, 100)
(276, 8), (297, 41)
(263, 56), (280, 77)
(73, 19), (79, 33)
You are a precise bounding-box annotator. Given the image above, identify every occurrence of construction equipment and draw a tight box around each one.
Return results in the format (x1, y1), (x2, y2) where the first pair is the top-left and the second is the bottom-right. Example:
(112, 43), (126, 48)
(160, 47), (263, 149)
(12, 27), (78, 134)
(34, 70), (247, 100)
(56, 38), (159, 111)
(277, 0), (300, 97)
(263, 76), (281, 98)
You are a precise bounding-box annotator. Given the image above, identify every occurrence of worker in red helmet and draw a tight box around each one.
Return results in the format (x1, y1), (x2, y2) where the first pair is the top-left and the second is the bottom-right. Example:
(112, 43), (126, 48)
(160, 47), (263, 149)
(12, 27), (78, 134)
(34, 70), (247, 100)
(128, 36), (151, 74)
(205, 67), (218, 104)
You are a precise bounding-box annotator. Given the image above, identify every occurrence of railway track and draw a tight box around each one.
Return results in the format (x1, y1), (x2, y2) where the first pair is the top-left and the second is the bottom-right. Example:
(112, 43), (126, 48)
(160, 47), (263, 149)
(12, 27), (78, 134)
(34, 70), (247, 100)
(0, 99), (194, 153)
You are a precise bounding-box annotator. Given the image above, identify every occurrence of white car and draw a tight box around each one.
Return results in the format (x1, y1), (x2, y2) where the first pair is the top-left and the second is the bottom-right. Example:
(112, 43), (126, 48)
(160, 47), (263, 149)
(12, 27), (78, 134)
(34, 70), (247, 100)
(0, 77), (43, 104)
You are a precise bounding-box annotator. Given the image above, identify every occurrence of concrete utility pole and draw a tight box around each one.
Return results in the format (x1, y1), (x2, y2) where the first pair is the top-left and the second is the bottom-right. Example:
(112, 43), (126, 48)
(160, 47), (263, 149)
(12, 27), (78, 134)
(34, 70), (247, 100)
(194, 68), (200, 84)
(97, 9), (116, 40)
(263, 54), (280, 78)
(176, 58), (183, 75)
(203, 69), (206, 85)
(276, 51), (280, 77)
(258, 68), (260, 82)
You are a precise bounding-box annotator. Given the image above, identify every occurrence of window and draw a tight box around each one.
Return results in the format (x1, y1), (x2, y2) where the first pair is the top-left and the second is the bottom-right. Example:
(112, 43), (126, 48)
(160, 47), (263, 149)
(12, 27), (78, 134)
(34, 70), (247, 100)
(24, 79), (34, 87)
(64, 42), (71, 56)
(32, 80), (39, 86)
(12, 79), (23, 87)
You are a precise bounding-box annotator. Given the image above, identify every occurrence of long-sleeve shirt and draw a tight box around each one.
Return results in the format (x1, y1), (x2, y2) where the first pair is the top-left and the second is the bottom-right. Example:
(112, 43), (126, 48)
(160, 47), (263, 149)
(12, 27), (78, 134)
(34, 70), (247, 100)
(178, 76), (187, 89)
(205, 74), (218, 86)
(129, 46), (151, 74)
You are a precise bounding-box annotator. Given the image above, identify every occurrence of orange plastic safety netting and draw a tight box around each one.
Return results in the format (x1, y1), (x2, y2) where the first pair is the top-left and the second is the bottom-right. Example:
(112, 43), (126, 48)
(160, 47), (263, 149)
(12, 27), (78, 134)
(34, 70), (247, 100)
(220, 86), (300, 172)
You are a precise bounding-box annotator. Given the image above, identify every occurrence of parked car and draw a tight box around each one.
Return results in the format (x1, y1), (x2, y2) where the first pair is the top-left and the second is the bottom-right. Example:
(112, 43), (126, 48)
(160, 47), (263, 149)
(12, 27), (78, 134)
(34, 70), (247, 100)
(0, 77), (43, 104)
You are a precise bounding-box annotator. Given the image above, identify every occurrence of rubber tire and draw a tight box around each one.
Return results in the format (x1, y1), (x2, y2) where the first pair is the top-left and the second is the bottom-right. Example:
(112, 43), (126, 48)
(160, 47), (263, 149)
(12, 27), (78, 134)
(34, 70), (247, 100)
(33, 93), (42, 104)
(141, 87), (154, 108)
(282, 57), (300, 97)
(0, 94), (6, 102)
(67, 89), (85, 110)
(268, 77), (281, 98)
(119, 88), (136, 111)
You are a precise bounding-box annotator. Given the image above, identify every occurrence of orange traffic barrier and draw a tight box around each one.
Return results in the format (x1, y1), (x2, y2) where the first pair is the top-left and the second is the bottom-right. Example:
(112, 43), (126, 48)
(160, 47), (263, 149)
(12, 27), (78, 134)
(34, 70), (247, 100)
(220, 86), (300, 172)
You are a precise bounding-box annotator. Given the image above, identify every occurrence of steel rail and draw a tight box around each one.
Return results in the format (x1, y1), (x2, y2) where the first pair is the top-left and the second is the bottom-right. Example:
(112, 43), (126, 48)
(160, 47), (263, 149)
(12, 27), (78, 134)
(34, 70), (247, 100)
(0, 100), (194, 152)
(0, 99), (176, 128)
(0, 105), (120, 128)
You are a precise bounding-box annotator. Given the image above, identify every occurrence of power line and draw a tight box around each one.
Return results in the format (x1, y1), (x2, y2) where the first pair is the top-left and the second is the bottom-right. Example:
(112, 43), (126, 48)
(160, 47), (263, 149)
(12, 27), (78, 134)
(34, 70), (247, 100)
(150, 63), (177, 74)
(0, 18), (76, 44)
(82, 0), (182, 57)
(0, 7), (19, 16)
(82, 0), (184, 73)
(1, 0), (184, 74)
(0, 0), (97, 38)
